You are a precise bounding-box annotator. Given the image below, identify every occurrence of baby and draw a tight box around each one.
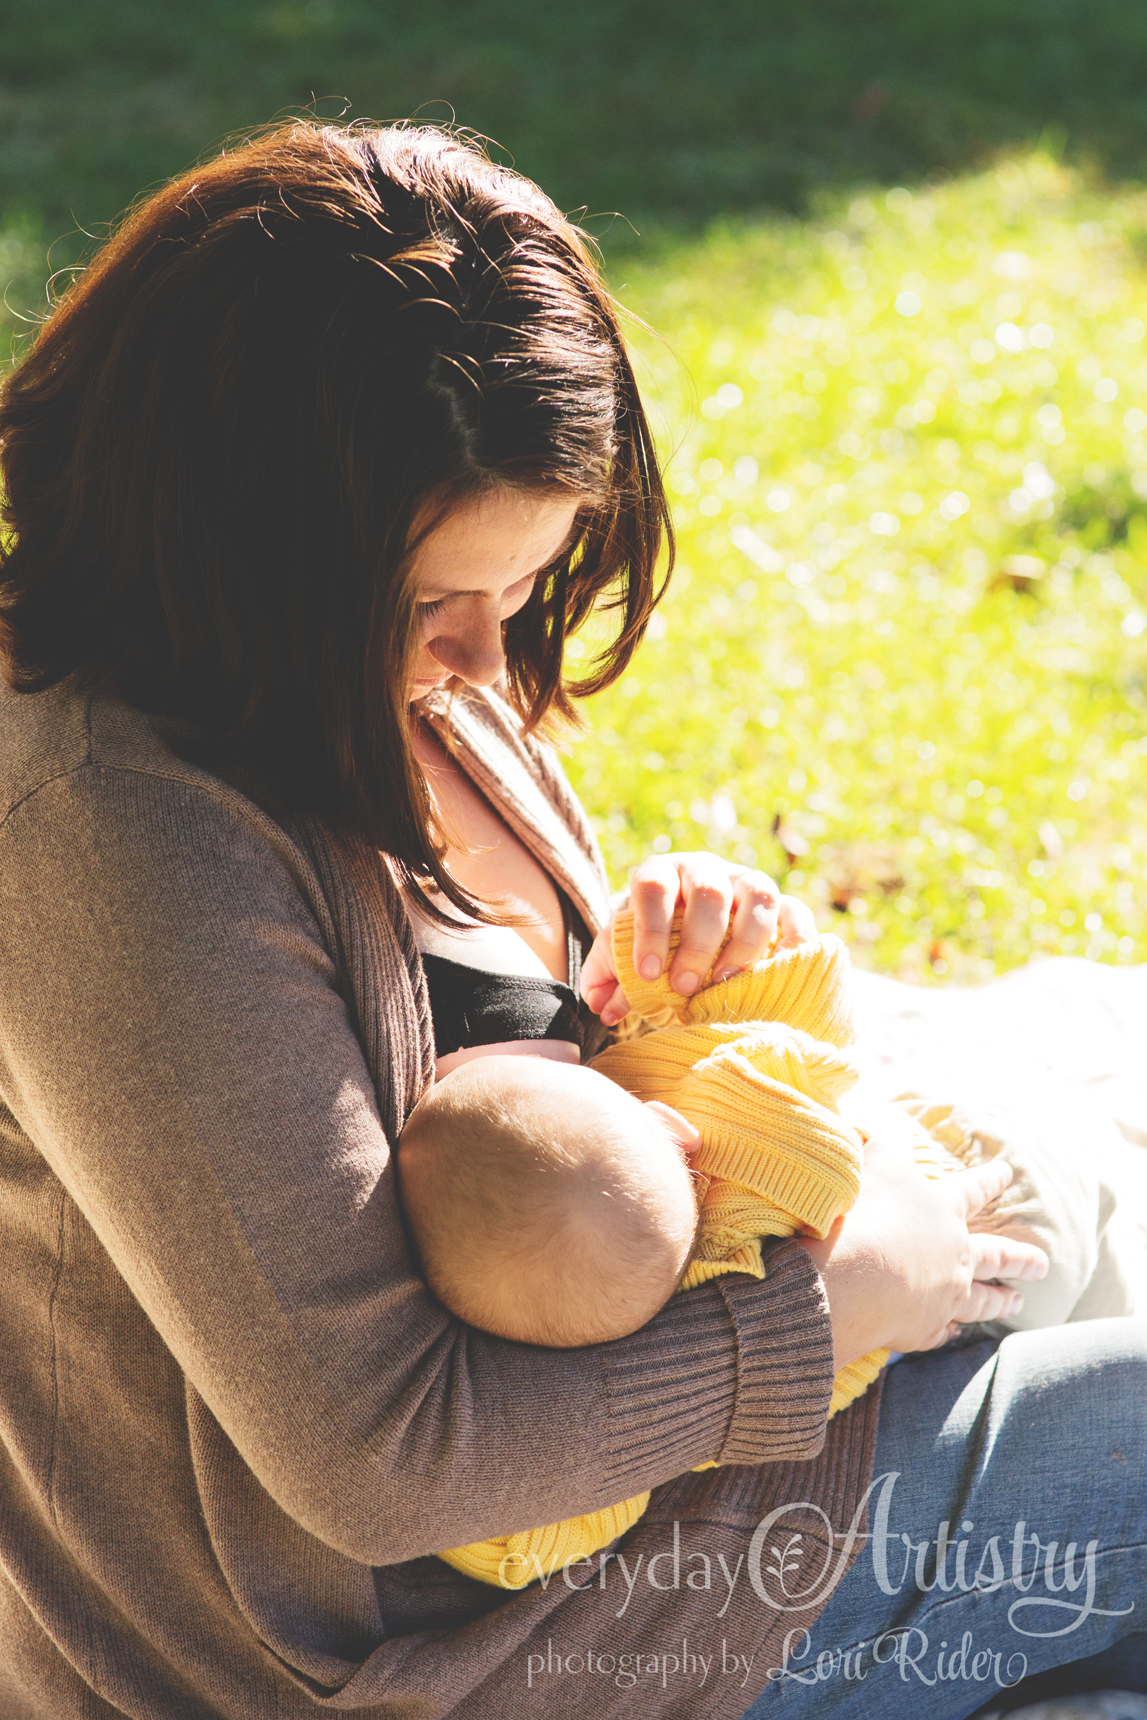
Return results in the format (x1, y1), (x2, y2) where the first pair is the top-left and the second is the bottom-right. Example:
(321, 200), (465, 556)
(398, 1053), (702, 1348)
(399, 922), (861, 1353)
(396, 912), (1146, 1588)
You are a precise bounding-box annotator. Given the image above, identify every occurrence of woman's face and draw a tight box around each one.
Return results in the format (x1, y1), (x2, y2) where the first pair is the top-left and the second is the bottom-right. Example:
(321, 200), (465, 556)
(406, 488), (583, 702)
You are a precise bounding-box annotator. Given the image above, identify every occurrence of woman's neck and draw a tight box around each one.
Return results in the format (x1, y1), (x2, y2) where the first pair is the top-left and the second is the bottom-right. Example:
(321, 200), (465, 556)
(410, 717), (569, 983)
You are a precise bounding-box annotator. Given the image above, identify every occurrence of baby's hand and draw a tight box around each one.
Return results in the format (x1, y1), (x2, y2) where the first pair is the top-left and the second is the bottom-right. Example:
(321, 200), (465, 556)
(434, 1039), (581, 1081)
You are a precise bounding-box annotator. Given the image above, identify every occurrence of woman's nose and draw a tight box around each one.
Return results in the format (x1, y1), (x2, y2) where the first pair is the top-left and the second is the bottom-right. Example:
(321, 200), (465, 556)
(425, 611), (505, 687)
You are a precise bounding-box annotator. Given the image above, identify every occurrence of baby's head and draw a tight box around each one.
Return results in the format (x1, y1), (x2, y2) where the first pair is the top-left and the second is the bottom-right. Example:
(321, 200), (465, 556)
(396, 1055), (701, 1347)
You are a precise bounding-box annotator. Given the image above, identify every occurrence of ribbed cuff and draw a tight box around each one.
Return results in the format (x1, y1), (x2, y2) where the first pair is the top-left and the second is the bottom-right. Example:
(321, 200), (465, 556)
(715, 1239), (835, 1465)
(597, 1238), (834, 1498)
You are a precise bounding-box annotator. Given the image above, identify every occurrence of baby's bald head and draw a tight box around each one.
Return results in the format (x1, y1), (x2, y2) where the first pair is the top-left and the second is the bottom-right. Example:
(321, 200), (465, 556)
(397, 1056), (700, 1347)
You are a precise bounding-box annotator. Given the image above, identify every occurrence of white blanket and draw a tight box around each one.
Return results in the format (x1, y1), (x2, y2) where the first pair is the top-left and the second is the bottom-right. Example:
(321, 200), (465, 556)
(850, 955), (1147, 1325)
(850, 956), (1147, 1147)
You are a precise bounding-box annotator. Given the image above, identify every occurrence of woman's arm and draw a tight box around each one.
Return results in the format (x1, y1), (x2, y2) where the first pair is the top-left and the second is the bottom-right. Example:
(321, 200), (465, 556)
(0, 762), (836, 1567)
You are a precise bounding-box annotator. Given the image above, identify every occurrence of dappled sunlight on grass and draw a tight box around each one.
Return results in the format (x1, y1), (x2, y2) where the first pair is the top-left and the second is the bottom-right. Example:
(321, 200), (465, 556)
(569, 151), (1147, 981)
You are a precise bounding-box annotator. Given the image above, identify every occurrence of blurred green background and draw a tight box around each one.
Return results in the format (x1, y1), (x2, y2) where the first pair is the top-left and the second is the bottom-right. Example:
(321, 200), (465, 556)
(3, 0), (1146, 978)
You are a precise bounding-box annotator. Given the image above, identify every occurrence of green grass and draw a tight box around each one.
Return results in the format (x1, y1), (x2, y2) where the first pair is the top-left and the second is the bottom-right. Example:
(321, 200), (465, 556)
(6, 0), (1147, 302)
(567, 152), (1147, 980)
(4, 4), (1147, 981)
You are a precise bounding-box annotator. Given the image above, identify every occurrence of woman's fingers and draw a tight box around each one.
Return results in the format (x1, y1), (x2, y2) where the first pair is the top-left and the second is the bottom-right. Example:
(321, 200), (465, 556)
(970, 1229), (1049, 1284)
(577, 928), (632, 1018)
(667, 870), (735, 995)
(579, 928), (629, 1024)
(956, 1279), (1026, 1323)
(582, 854), (774, 1023)
(714, 876), (816, 976)
(586, 850), (819, 1018)
(774, 892), (818, 950)
(952, 1162), (1048, 1277)
(628, 852), (740, 997)
(901, 1196), (1049, 1345)
(955, 1155), (1014, 1218)
(592, 979), (629, 1027)
(628, 857), (692, 983)
(711, 871), (781, 982)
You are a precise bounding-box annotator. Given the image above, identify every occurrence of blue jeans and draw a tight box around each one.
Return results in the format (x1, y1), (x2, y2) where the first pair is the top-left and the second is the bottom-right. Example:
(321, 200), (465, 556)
(743, 1319), (1147, 1719)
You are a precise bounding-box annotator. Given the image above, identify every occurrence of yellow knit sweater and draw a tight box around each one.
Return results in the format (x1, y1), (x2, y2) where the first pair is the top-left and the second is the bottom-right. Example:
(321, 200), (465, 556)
(439, 912), (955, 1589)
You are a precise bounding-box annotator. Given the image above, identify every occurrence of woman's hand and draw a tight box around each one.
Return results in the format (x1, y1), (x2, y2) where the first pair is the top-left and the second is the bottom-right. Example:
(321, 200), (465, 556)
(581, 852), (816, 1026)
(801, 1121), (1049, 1370)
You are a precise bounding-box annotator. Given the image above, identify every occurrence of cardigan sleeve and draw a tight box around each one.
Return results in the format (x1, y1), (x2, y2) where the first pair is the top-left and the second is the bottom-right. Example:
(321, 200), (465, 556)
(0, 760), (835, 1566)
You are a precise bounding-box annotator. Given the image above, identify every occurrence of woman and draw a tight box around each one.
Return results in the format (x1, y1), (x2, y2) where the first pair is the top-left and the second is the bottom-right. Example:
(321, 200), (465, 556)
(0, 121), (1140, 1720)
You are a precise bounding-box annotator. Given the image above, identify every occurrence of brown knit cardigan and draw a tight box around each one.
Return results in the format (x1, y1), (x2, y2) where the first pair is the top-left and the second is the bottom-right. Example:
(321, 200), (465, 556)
(0, 673), (881, 1719)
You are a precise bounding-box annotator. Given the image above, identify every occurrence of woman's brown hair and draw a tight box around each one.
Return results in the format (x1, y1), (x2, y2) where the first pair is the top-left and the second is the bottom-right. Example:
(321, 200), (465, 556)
(0, 121), (671, 914)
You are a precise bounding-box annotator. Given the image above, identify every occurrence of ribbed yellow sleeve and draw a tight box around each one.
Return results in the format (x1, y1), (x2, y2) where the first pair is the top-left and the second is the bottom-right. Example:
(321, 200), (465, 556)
(607, 905), (857, 1048)
(677, 1039), (864, 1279)
(442, 916), (908, 1587)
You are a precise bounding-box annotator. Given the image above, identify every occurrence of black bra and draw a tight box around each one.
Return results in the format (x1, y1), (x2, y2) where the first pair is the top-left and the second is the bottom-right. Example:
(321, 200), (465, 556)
(421, 899), (609, 1062)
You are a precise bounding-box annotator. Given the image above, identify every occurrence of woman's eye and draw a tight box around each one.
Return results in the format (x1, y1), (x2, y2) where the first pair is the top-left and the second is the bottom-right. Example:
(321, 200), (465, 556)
(418, 597), (448, 620)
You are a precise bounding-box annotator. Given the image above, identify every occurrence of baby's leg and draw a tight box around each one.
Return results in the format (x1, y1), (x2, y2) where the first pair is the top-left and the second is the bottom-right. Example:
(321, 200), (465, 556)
(892, 1089), (1147, 1327)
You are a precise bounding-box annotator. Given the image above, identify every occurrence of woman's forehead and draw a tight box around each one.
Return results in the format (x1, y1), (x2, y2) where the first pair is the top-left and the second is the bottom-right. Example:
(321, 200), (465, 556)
(410, 488), (584, 595)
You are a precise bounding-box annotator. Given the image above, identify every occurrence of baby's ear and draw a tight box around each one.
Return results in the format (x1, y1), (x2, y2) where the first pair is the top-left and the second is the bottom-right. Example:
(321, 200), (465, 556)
(643, 1100), (702, 1156)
